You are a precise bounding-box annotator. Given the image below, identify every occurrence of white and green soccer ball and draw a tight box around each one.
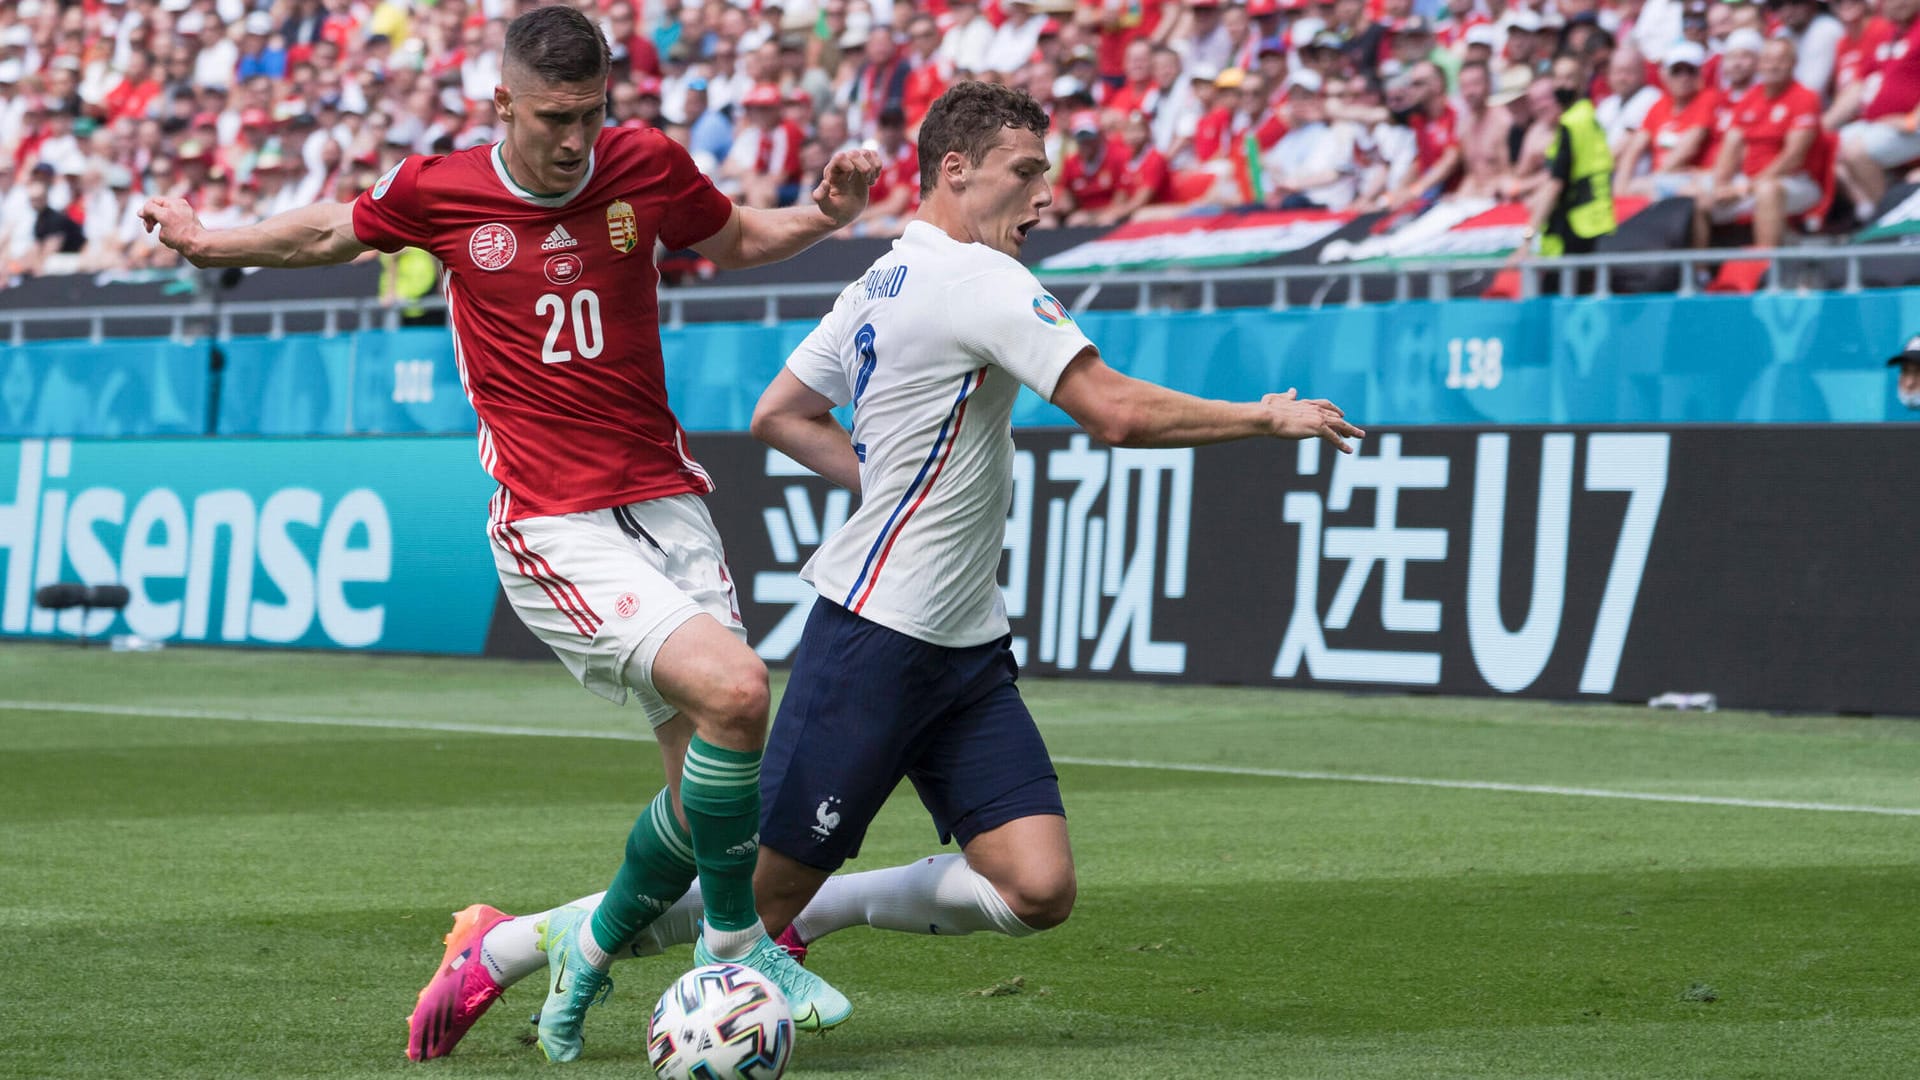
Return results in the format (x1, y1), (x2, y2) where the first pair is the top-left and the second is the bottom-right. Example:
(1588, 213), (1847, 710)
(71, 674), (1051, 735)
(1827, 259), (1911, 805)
(648, 963), (794, 1080)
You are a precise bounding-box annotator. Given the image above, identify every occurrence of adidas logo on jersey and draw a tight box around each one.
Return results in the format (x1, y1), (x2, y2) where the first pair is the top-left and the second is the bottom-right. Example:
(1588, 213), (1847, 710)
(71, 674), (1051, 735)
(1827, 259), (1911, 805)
(541, 223), (579, 251)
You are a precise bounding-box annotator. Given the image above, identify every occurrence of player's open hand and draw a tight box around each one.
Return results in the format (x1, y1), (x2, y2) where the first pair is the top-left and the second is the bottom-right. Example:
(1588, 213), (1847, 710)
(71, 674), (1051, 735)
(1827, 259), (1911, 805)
(813, 149), (884, 229)
(1263, 389), (1364, 453)
(138, 196), (206, 265)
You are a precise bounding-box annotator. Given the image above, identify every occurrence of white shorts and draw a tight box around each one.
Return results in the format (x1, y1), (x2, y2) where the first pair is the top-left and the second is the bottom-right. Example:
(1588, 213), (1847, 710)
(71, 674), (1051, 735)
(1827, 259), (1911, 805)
(1709, 173), (1822, 223)
(489, 492), (746, 725)
(1840, 120), (1920, 170)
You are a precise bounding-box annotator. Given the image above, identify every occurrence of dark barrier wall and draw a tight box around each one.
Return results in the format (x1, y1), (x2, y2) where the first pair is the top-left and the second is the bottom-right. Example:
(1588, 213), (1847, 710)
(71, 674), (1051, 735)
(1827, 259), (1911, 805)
(586, 427), (1906, 716)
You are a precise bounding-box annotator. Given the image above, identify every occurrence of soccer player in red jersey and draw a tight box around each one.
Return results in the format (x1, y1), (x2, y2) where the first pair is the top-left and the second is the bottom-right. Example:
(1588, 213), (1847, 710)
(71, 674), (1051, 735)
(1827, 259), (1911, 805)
(137, 5), (881, 1065)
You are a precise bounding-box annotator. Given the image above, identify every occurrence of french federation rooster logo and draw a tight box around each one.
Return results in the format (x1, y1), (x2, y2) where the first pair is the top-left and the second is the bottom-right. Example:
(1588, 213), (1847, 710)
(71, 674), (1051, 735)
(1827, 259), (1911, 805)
(811, 797), (842, 839)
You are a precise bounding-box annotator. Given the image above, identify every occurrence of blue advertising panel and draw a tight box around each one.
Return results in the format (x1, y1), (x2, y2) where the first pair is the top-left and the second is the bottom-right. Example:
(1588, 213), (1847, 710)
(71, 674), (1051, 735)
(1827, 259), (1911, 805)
(0, 437), (498, 653)
(0, 337), (208, 437)
(7, 289), (1920, 437)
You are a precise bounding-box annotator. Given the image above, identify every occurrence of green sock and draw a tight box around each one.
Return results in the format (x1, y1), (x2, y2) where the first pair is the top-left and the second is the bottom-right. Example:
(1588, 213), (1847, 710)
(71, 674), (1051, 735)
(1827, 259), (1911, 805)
(589, 786), (697, 954)
(679, 736), (764, 933)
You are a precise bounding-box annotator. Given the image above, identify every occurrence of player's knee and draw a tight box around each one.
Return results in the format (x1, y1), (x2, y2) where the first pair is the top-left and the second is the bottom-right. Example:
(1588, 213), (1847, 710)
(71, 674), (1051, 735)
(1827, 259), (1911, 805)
(697, 658), (771, 741)
(1002, 866), (1077, 932)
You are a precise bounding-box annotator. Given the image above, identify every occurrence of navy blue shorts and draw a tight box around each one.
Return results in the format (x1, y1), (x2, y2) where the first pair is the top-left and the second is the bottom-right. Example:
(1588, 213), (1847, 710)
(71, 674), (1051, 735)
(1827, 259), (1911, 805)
(759, 599), (1064, 872)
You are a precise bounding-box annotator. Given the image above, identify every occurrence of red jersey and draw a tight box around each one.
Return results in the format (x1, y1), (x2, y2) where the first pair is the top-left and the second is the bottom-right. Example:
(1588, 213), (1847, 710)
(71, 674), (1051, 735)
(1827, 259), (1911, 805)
(1728, 81), (1820, 175)
(1115, 143), (1171, 204)
(1836, 17), (1895, 89)
(1105, 78), (1155, 117)
(1193, 107), (1241, 162)
(1061, 138), (1127, 210)
(351, 128), (735, 523)
(867, 140), (921, 210)
(903, 58), (950, 125)
(1409, 104), (1459, 177)
(1084, 0), (1166, 80)
(1863, 18), (1920, 120)
(1642, 89), (1724, 170)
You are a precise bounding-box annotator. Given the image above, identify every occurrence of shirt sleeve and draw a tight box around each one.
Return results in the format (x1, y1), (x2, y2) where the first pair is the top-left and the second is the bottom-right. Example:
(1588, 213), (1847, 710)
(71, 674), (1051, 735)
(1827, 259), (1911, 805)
(656, 132), (737, 250)
(784, 290), (853, 404)
(351, 154), (433, 253)
(953, 268), (1095, 402)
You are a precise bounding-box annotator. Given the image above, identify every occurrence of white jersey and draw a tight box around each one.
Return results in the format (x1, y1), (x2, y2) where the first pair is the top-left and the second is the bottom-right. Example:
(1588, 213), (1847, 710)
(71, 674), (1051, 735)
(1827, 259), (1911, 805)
(785, 220), (1094, 648)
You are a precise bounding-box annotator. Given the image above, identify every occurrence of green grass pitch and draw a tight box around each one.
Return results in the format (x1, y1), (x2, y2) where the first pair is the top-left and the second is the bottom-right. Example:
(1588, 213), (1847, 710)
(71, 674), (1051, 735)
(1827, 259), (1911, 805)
(2, 643), (1917, 1078)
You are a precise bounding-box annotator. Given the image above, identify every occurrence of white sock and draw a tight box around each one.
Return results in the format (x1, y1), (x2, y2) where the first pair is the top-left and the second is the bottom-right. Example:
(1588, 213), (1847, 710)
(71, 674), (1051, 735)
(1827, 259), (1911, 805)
(790, 854), (1036, 943)
(702, 918), (767, 960)
(481, 889), (708, 989)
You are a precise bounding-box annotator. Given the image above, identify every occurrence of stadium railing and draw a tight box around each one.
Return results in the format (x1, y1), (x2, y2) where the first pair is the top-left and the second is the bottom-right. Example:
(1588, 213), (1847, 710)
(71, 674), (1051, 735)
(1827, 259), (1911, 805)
(7, 243), (1920, 343)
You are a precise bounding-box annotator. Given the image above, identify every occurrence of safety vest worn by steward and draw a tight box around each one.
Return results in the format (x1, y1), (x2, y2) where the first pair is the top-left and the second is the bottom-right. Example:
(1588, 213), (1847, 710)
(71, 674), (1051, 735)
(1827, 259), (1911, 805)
(1543, 99), (1615, 256)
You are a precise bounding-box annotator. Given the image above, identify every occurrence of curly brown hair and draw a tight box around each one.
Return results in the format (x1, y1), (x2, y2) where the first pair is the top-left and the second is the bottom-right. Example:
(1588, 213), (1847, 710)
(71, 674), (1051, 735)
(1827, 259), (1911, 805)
(916, 81), (1050, 197)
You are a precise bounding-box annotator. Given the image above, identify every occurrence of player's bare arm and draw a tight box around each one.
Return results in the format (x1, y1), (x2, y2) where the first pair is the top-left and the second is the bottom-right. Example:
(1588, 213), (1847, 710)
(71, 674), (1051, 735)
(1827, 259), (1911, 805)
(1051, 347), (1363, 452)
(138, 197), (372, 268)
(750, 368), (863, 494)
(692, 149), (883, 269)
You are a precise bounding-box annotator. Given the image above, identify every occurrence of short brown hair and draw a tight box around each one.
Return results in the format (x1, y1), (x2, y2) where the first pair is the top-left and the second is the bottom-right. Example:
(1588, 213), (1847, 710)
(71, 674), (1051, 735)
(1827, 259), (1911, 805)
(505, 5), (611, 85)
(916, 81), (1049, 197)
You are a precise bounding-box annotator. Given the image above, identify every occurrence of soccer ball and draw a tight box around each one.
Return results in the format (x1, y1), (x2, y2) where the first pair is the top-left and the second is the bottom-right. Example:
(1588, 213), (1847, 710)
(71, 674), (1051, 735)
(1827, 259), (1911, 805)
(647, 963), (794, 1080)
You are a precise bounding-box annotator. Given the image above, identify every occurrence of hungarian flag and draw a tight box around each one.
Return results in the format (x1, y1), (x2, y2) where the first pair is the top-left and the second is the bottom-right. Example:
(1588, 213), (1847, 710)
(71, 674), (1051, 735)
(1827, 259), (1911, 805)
(1319, 197), (1652, 265)
(1037, 209), (1359, 274)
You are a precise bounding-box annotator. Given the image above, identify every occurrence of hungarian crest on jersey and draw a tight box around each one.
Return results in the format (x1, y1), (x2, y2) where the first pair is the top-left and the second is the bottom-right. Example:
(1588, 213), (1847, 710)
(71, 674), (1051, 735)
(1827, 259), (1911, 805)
(606, 199), (638, 253)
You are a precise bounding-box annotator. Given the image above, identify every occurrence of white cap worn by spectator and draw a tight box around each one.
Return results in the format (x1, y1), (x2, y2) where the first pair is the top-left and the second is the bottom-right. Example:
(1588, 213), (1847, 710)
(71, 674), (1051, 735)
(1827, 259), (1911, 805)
(1285, 69), (1324, 94)
(244, 11), (274, 36)
(1464, 24), (1500, 48)
(177, 12), (206, 35)
(0, 26), (31, 48)
(1723, 28), (1766, 55)
(1052, 75), (1084, 99)
(1663, 41), (1708, 69)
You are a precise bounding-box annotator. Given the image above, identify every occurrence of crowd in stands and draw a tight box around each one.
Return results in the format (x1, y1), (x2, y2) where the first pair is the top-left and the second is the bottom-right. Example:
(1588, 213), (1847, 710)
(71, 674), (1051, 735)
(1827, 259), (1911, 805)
(5, 0), (1920, 283)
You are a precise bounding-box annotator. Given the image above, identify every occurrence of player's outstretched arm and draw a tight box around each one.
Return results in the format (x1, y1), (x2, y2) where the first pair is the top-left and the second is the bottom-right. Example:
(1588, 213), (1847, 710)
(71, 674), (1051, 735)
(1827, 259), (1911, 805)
(751, 368), (863, 493)
(691, 149), (883, 270)
(1051, 348), (1363, 452)
(139, 197), (372, 269)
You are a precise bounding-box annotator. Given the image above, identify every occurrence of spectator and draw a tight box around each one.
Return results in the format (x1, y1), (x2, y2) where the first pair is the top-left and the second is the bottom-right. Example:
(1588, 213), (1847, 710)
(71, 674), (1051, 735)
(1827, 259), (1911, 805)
(1193, 67), (1249, 162)
(1695, 38), (1823, 247)
(1438, 0), (1495, 53)
(1521, 55), (1617, 255)
(939, 0), (997, 76)
(1106, 39), (1157, 115)
(851, 107), (918, 236)
(720, 84), (804, 208)
(1831, 0), (1920, 220)
(1178, 0), (1238, 74)
(237, 11), (288, 83)
(1455, 58), (1515, 198)
(1830, 0), (1893, 101)
(1596, 43), (1661, 159)
(1615, 41), (1723, 199)
(847, 22), (909, 138)
(1390, 61), (1463, 208)
(1773, 0), (1844, 100)
(683, 79), (733, 168)
(1054, 108), (1126, 223)
(985, 0), (1051, 75)
(1097, 108), (1174, 225)
(1261, 69), (1362, 208)
(901, 14), (951, 127)
(1717, 27), (1765, 99)
(1496, 10), (1549, 106)
(1505, 73), (1567, 202)
(1142, 45), (1191, 150)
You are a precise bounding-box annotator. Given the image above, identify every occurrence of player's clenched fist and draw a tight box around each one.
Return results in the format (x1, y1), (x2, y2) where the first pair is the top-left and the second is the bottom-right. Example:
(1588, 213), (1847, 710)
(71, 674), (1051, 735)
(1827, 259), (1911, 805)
(1262, 388), (1364, 453)
(138, 196), (205, 265)
(813, 148), (885, 228)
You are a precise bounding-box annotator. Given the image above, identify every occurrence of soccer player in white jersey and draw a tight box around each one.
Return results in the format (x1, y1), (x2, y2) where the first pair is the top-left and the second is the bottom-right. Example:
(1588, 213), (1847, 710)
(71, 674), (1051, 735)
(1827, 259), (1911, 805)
(423, 80), (1361, 1045)
(136, 6), (882, 1063)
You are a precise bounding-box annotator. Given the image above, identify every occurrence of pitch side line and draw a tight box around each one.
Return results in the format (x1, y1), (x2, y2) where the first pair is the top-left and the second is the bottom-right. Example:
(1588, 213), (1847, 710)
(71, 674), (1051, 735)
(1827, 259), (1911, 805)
(5, 699), (1919, 818)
